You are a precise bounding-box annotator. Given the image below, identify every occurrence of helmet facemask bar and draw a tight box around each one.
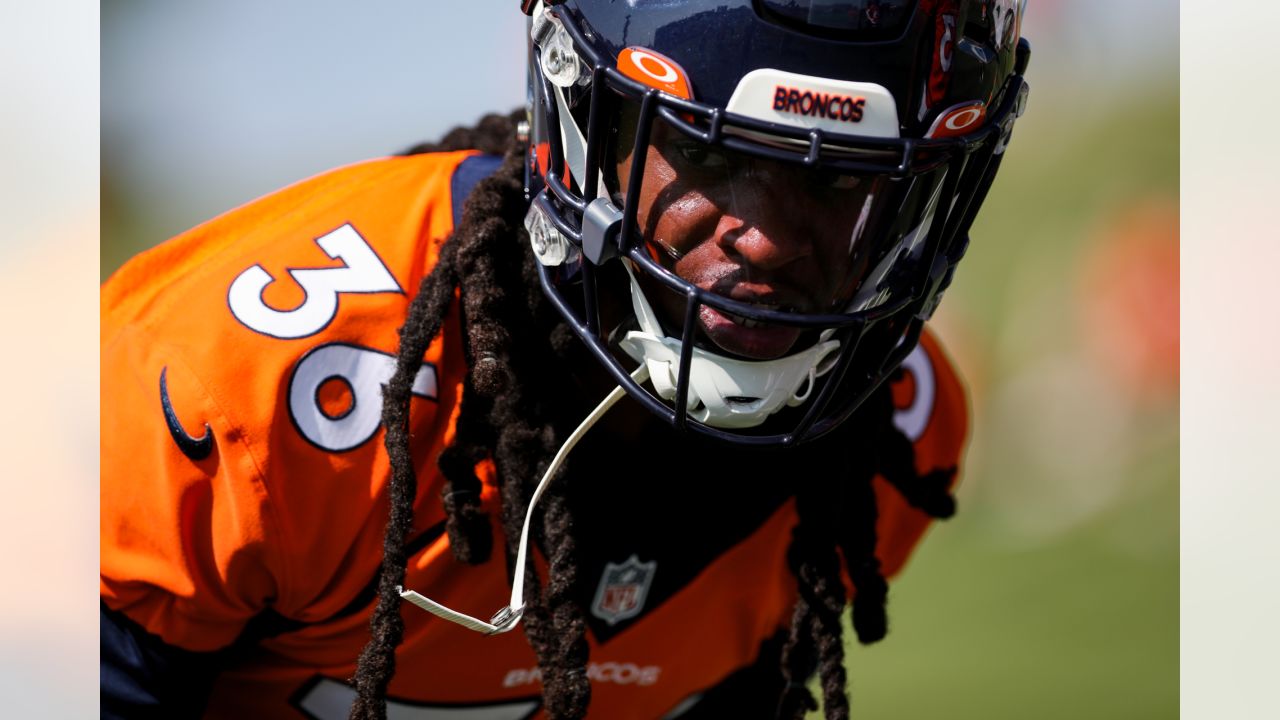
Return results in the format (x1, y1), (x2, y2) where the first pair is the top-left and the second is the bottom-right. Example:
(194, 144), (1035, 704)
(527, 5), (1028, 445)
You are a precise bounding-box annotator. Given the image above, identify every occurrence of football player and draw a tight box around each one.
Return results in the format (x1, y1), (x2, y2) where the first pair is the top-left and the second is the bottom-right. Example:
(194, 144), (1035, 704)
(101, 1), (1029, 718)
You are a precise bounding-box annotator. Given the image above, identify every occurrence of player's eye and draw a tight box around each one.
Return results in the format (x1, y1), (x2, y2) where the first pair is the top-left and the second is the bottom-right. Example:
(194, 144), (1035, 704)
(814, 169), (862, 192)
(676, 142), (729, 170)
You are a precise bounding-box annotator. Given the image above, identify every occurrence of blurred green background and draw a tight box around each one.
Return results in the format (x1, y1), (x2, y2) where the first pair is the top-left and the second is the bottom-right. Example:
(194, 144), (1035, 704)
(102, 2), (1178, 718)
(837, 80), (1178, 718)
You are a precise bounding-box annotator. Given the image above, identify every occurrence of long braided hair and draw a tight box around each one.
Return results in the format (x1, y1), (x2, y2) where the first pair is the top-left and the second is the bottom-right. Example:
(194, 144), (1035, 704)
(348, 112), (957, 720)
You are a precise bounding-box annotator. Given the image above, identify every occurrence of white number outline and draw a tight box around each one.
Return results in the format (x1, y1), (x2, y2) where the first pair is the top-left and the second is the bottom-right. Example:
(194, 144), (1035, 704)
(288, 342), (437, 453)
(228, 223), (402, 339)
(291, 676), (540, 720)
(892, 343), (937, 443)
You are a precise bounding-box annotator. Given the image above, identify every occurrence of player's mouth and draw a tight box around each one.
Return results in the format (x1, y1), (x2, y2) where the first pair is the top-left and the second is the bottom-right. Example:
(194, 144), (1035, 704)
(697, 303), (805, 360)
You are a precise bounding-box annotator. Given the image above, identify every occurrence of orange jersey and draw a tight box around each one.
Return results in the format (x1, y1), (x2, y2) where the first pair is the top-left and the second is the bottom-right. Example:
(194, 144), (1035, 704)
(101, 150), (969, 719)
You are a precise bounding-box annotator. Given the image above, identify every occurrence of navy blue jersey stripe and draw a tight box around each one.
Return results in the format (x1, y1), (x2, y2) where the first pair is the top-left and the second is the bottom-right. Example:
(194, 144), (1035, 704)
(450, 154), (505, 229)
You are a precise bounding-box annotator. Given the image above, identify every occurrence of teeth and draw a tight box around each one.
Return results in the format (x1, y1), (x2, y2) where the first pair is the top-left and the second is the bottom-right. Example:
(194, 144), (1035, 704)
(722, 304), (799, 329)
(725, 304), (791, 329)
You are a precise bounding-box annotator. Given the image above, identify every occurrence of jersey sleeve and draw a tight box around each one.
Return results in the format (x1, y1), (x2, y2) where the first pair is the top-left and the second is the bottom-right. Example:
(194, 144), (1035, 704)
(100, 151), (476, 653)
(874, 328), (970, 579)
(100, 600), (223, 719)
(100, 320), (285, 652)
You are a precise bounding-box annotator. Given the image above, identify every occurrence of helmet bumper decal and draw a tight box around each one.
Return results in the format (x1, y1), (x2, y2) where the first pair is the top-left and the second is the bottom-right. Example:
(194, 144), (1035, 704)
(726, 69), (900, 140)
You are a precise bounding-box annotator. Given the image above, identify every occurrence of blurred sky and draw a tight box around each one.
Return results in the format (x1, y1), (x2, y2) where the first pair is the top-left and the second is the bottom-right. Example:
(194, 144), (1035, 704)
(103, 2), (527, 265)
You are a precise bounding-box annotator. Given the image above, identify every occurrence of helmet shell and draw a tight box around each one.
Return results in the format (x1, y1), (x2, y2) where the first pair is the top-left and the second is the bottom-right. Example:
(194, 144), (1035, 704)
(555, 0), (1023, 137)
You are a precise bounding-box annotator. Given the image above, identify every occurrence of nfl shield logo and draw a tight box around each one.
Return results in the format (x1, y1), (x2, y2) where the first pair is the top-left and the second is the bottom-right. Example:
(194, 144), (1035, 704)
(591, 555), (657, 625)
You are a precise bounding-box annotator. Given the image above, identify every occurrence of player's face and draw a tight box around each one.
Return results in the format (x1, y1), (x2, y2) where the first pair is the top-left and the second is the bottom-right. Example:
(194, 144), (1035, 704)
(618, 119), (886, 360)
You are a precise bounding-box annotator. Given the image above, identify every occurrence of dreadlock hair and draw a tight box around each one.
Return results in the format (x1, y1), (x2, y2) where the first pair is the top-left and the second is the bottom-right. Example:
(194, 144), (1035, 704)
(348, 112), (958, 720)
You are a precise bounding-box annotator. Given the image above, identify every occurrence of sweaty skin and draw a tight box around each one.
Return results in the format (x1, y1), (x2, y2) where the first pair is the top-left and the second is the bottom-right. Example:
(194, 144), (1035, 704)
(617, 120), (880, 360)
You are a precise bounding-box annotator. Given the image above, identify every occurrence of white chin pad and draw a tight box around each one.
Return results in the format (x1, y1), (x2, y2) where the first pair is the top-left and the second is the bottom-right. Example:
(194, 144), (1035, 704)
(618, 262), (840, 429)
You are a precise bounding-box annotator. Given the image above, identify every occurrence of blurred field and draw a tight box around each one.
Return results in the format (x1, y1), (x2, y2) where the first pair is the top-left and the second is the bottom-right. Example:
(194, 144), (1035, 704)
(823, 81), (1179, 720)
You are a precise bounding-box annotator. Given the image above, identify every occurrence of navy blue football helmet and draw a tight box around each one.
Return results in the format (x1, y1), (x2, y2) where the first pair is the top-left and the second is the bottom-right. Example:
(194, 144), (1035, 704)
(520, 0), (1030, 446)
